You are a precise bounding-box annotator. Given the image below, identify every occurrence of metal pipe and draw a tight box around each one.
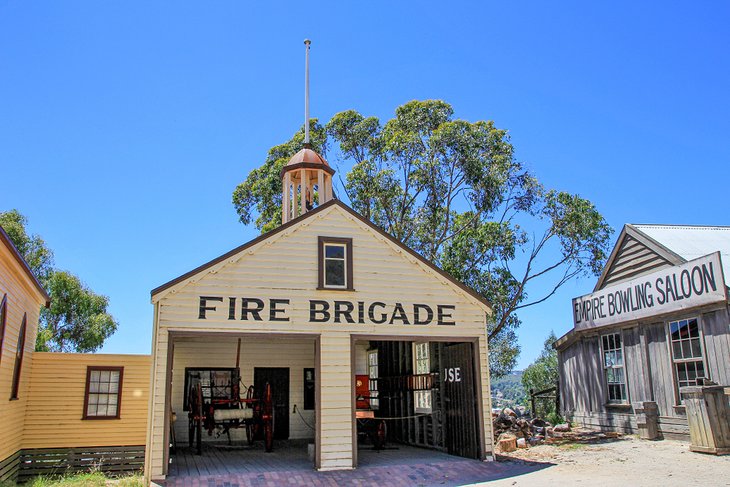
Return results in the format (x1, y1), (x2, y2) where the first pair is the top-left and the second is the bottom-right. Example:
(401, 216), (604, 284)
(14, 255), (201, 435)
(304, 39), (311, 145)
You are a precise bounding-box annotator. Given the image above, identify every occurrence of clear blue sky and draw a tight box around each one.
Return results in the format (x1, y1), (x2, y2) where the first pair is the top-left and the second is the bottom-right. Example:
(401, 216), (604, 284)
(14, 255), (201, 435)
(1, 2), (728, 369)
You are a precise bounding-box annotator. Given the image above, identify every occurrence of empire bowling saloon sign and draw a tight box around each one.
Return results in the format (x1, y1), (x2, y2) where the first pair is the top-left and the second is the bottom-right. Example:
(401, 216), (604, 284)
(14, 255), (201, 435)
(573, 252), (727, 330)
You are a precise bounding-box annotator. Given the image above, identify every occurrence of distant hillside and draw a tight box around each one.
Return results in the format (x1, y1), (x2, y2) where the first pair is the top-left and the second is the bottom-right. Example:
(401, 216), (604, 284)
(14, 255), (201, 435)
(490, 370), (527, 408)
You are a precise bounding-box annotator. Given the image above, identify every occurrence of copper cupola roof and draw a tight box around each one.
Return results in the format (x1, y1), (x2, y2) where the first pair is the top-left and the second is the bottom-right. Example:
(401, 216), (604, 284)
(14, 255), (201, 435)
(281, 148), (335, 177)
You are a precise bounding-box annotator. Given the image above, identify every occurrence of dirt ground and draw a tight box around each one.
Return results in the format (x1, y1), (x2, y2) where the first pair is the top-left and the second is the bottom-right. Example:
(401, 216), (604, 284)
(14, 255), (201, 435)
(475, 434), (730, 487)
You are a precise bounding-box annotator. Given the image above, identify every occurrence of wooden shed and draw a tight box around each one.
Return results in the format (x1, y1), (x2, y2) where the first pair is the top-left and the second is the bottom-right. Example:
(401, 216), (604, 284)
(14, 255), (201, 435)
(145, 149), (495, 482)
(0, 225), (151, 482)
(556, 224), (730, 440)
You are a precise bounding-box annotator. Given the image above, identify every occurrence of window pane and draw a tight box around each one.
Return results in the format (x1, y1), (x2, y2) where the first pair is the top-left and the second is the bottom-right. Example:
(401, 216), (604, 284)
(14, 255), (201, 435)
(677, 363), (688, 382)
(325, 260), (345, 286)
(87, 404), (97, 416)
(614, 334), (622, 348)
(690, 339), (702, 358)
(680, 339), (691, 359)
(672, 342), (682, 360)
(688, 319), (699, 338)
(100, 370), (110, 382)
(107, 404), (118, 416)
(325, 245), (345, 259)
(97, 405), (108, 416)
(615, 350), (623, 366)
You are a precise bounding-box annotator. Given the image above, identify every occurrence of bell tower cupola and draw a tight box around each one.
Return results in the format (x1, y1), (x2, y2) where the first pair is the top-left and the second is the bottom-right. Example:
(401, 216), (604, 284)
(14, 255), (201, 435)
(281, 39), (335, 224)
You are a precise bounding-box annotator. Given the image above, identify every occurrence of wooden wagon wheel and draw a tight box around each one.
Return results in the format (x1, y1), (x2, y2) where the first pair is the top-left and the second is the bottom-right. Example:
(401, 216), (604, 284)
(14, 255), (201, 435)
(262, 382), (274, 453)
(187, 383), (204, 455)
(245, 385), (256, 446)
(374, 419), (387, 450)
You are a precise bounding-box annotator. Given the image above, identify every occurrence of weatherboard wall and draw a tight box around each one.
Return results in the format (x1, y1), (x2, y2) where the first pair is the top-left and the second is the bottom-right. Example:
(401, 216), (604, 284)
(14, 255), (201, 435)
(147, 203), (493, 478)
(0, 237), (46, 477)
(22, 352), (150, 449)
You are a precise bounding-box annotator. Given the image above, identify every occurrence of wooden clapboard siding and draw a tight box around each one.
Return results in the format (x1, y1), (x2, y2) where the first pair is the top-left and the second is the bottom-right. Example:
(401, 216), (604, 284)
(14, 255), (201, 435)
(702, 307), (730, 386)
(600, 235), (674, 289)
(0, 236), (46, 468)
(148, 203), (492, 478)
(171, 336), (316, 442)
(23, 353), (150, 449)
(645, 322), (678, 417)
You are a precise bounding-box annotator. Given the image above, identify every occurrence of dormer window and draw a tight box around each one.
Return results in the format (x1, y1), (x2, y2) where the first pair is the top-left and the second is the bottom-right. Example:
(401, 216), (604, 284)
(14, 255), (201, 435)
(318, 237), (353, 290)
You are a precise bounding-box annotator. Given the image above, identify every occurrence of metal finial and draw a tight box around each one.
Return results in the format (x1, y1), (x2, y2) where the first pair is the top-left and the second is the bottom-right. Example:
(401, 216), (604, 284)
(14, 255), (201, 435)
(304, 39), (311, 146)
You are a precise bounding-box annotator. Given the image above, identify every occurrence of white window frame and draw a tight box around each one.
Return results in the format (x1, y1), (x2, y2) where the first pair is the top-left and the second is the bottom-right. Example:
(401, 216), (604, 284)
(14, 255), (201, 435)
(667, 317), (708, 404)
(367, 349), (379, 410)
(601, 332), (628, 404)
(412, 342), (432, 414)
(323, 242), (347, 289)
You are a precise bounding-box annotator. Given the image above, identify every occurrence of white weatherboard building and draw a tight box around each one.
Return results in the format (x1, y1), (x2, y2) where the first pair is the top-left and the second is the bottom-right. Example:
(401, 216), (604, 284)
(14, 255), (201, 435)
(144, 147), (495, 481)
(557, 224), (730, 443)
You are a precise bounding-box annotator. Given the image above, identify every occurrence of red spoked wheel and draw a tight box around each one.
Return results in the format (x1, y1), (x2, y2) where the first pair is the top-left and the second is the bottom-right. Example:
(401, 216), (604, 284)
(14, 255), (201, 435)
(245, 385), (256, 446)
(262, 382), (274, 453)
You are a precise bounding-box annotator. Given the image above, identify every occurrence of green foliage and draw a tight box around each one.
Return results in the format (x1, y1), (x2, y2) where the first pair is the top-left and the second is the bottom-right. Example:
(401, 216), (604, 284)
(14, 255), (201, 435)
(232, 120), (327, 233)
(38, 271), (118, 352)
(25, 472), (143, 487)
(231, 100), (613, 378)
(0, 210), (118, 352)
(490, 370), (527, 407)
(522, 331), (559, 417)
(0, 210), (54, 284)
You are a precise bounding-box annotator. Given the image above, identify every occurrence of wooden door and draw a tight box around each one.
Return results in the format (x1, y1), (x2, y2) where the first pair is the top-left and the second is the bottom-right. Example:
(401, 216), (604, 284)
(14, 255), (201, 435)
(254, 367), (290, 440)
(442, 342), (479, 458)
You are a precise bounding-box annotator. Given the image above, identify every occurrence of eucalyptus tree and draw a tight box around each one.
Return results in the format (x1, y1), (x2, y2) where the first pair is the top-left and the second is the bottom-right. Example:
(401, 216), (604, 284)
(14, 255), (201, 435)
(0, 210), (118, 352)
(232, 100), (612, 377)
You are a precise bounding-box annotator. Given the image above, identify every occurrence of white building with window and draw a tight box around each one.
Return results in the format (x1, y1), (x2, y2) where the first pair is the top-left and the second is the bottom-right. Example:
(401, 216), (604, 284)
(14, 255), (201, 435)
(555, 224), (730, 440)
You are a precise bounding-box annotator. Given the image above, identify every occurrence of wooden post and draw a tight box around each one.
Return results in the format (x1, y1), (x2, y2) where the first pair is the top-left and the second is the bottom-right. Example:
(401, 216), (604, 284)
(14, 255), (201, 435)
(283, 172), (291, 223)
(300, 168), (307, 216)
(318, 170), (324, 206)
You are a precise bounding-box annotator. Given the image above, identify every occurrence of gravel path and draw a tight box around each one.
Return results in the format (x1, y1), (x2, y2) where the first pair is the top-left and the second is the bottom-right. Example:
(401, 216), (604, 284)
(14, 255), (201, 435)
(473, 436), (730, 487)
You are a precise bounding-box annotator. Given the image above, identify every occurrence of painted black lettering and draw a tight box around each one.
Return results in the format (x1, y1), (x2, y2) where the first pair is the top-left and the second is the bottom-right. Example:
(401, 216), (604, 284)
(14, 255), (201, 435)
(389, 302), (410, 325)
(358, 301), (365, 324)
(413, 304), (434, 325)
(656, 277), (665, 304)
(241, 298), (265, 321)
(198, 296), (223, 319)
(607, 293), (615, 315)
(437, 304), (456, 326)
(680, 269), (692, 298)
(368, 302), (387, 324)
(691, 266), (704, 295)
(334, 301), (355, 324)
(228, 297), (236, 320)
(309, 300), (330, 323)
(269, 298), (290, 322)
(702, 263), (717, 292)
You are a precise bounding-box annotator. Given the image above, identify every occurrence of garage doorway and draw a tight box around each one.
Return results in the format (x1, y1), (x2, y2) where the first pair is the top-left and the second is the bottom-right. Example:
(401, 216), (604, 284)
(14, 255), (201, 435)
(353, 339), (482, 466)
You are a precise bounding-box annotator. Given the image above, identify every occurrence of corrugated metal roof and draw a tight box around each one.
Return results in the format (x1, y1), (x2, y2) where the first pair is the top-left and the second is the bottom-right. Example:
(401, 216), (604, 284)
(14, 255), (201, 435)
(631, 224), (730, 280)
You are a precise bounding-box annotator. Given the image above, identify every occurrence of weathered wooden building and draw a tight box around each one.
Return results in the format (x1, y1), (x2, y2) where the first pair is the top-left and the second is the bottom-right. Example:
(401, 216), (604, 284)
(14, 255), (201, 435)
(144, 147), (495, 482)
(556, 224), (730, 440)
(0, 225), (150, 482)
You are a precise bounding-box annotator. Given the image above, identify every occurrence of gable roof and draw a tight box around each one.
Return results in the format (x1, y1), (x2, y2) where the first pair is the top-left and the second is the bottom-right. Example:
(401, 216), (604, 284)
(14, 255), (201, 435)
(0, 224), (51, 307)
(594, 223), (730, 291)
(150, 199), (492, 310)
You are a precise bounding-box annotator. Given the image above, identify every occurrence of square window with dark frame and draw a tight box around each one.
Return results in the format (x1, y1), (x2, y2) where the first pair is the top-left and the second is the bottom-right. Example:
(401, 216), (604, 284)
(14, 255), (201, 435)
(669, 318), (707, 393)
(318, 237), (353, 290)
(84, 367), (123, 419)
(601, 333), (627, 403)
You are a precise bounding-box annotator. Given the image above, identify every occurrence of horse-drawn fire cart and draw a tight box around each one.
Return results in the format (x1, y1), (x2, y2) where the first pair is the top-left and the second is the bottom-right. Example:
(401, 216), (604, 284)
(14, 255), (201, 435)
(187, 374), (274, 455)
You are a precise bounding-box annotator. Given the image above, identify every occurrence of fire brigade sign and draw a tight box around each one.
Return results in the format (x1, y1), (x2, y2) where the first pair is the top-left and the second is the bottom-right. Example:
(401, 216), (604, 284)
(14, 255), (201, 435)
(573, 252), (727, 330)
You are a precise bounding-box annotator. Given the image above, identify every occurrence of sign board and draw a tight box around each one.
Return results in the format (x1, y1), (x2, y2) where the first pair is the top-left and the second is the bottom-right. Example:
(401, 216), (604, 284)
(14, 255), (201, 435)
(573, 252), (727, 330)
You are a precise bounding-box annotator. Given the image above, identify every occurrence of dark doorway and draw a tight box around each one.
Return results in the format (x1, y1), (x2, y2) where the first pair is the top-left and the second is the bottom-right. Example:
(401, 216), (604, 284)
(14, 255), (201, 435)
(442, 342), (479, 459)
(254, 367), (290, 440)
